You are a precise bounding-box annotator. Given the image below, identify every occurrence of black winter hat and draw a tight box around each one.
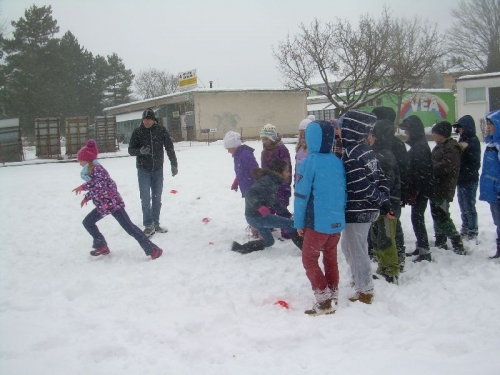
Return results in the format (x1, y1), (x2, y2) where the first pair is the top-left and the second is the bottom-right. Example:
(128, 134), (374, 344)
(142, 108), (155, 120)
(372, 106), (396, 124)
(432, 121), (452, 138)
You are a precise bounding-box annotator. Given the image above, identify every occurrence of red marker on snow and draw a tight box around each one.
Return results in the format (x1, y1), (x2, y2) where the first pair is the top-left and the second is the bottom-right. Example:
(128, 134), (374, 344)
(209, 242), (215, 245)
(202, 217), (210, 223)
(274, 300), (289, 309)
(170, 189), (178, 194)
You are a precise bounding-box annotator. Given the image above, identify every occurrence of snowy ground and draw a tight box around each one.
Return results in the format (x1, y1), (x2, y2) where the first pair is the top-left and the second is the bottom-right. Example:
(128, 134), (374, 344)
(1, 139), (499, 375)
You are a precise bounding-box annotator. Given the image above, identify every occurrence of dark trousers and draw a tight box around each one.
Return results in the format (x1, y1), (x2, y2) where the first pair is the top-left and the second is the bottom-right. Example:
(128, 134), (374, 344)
(430, 198), (460, 241)
(411, 193), (430, 250)
(457, 181), (478, 236)
(83, 208), (158, 255)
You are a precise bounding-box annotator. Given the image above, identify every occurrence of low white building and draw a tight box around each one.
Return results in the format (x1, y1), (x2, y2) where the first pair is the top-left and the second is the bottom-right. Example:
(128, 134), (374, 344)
(455, 72), (500, 140)
(103, 88), (307, 143)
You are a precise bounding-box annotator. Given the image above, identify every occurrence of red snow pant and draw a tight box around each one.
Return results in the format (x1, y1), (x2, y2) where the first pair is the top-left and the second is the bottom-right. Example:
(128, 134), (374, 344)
(302, 229), (341, 295)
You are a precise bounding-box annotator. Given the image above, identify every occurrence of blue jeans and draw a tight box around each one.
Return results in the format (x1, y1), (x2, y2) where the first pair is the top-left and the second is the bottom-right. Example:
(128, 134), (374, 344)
(83, 208), (159, 255)
(245, 214), (297, 247)
(138, 168), (164, 227)
(457, 181), (478, 236)
(489, 202), (500, 240)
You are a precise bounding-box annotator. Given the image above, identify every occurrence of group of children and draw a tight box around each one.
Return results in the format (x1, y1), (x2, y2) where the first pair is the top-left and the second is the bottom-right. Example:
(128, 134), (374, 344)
(72, 107), (500, 317)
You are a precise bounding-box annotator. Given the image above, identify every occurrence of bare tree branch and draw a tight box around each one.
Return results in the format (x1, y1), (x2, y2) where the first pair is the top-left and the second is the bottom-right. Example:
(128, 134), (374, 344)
(133, 68), (179, 99)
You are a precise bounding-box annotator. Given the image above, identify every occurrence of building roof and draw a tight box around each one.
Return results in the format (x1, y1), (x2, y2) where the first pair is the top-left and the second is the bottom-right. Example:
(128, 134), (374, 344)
(457, 72), (500, 81)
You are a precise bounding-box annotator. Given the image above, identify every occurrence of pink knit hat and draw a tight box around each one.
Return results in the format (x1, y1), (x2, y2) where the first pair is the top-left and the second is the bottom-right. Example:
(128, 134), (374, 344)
(77, 139), (99, 162)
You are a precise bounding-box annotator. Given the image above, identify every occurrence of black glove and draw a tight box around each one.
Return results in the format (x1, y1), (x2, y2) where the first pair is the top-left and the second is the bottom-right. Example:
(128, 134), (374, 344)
(140, 146), (150, 155)
(171, 165), (178, 177)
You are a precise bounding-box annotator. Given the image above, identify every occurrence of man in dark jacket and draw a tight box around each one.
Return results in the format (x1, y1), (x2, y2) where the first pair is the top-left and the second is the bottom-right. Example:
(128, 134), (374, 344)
(372, 106), (409, 271)
(452, 115), (481, 242)
(400, 115), (434, 262)
(128, 108), (178, 237)
(430, 121), (465, 255)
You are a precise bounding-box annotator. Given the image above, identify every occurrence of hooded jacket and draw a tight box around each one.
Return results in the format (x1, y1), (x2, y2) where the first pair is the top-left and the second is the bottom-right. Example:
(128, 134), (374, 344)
(233, 144), (258, 197)
(454, 115), (481, 185)
(371, 120), (401, 207)
(341, 110), (391, 223)
(432, 136), (461, 202)
(400, 115), (434, 200)
(479, 110), (500, 203)
(294, 121), (346, 234)
(245, 171), (291, 218)
(128, 122), (177, 172)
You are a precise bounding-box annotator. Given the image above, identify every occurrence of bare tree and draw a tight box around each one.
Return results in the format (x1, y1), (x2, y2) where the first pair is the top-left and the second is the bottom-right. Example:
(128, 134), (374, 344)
(449, 0), (500, 72)
(274, 9), (446, 116)
(388, 16), (446, 125)
(274, 12), (395, 115)
(133, 68), (179, 99)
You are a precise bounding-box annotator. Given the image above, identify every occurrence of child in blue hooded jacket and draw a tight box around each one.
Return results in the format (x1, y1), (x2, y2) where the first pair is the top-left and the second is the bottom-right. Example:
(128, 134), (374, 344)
(479, 110), (500, 259)
(294, 120), (346, 316)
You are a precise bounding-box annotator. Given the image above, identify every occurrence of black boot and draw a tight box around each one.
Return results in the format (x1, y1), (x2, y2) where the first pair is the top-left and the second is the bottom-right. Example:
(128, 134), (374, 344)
(451, 235), (466, 255)
(405, 249), (419, 257)
(491, 240), (500, 259)
(231, 240), (265, 254)
(413, 253), (432, 262)
(289, 231), (303, 251)
(434, 235), (448, 250)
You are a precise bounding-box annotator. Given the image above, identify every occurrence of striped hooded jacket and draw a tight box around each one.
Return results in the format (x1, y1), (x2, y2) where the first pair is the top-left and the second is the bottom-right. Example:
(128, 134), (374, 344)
(341, 109), (391, 223)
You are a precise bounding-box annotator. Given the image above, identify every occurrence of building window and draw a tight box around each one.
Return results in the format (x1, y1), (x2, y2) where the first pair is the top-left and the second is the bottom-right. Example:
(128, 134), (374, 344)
(465, 87), (486, 102)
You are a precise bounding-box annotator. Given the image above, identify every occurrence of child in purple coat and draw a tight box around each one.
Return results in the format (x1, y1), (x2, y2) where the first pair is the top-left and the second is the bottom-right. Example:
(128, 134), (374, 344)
(223, 131), (258, 197)
(72, 140), (163, 260)
(260, 124), (292, 239)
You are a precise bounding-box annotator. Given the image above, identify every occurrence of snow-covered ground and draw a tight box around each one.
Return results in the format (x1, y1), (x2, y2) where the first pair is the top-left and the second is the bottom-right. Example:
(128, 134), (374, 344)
(1, 139), (499, 374)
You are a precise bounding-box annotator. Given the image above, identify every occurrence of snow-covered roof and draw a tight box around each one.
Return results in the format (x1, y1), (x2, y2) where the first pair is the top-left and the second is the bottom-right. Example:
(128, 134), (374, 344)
(103, 87), (303, 112)
(457, 72), (500, 81)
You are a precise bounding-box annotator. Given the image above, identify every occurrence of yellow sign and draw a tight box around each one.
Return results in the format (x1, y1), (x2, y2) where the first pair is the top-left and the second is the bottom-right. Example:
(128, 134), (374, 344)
(179, 76), (197, 87)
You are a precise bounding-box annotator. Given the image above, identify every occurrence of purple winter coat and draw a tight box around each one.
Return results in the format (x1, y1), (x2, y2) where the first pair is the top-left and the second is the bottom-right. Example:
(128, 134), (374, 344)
(261, 141), (292, 206)
(81, 164), (125, 218)
(233, 144), (259, 197)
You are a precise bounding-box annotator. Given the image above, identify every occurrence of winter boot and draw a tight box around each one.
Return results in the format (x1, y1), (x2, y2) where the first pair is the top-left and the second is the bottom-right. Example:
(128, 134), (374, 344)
(90, 246), (110, 256)
(154, 225), (168, 233)
(231, 240), (265, 255)
(434, 234), (448, 250)
(150, 248), (163, 260)
(413, 253), (432, 263)
(490, 240), (500, 259)
(405, 249), (419, 257)
(349, 291), (373, 304)
(451, 235), (466, 255)
(304, 299), (335, 316)
(143, 225), (155, 237)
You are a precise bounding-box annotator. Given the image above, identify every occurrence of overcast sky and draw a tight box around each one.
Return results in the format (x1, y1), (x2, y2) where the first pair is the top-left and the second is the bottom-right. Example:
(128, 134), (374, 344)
(2, 0), (460, 89)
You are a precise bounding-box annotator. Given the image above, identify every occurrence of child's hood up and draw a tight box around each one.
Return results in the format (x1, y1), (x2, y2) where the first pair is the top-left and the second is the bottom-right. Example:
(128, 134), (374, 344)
(305, 121), (335, 154)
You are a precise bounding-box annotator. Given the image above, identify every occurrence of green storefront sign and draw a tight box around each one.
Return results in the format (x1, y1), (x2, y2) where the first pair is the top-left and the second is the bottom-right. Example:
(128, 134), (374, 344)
(360, 90), (455, 127)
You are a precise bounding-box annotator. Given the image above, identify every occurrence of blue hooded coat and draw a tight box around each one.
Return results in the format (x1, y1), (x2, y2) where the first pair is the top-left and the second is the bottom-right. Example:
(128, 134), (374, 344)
(479, 110), (500, 203)
(294, 121), (346, 234)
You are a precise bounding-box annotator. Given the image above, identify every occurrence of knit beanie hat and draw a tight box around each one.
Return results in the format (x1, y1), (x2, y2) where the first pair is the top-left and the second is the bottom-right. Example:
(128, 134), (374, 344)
(299, 118), (312, 131)
(142, 108), (155, 120)
(77, 139), (99, 162)
(223, 131), (242, 149)
(432, 121), (452, 138)
(260, 124), (279, 142)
